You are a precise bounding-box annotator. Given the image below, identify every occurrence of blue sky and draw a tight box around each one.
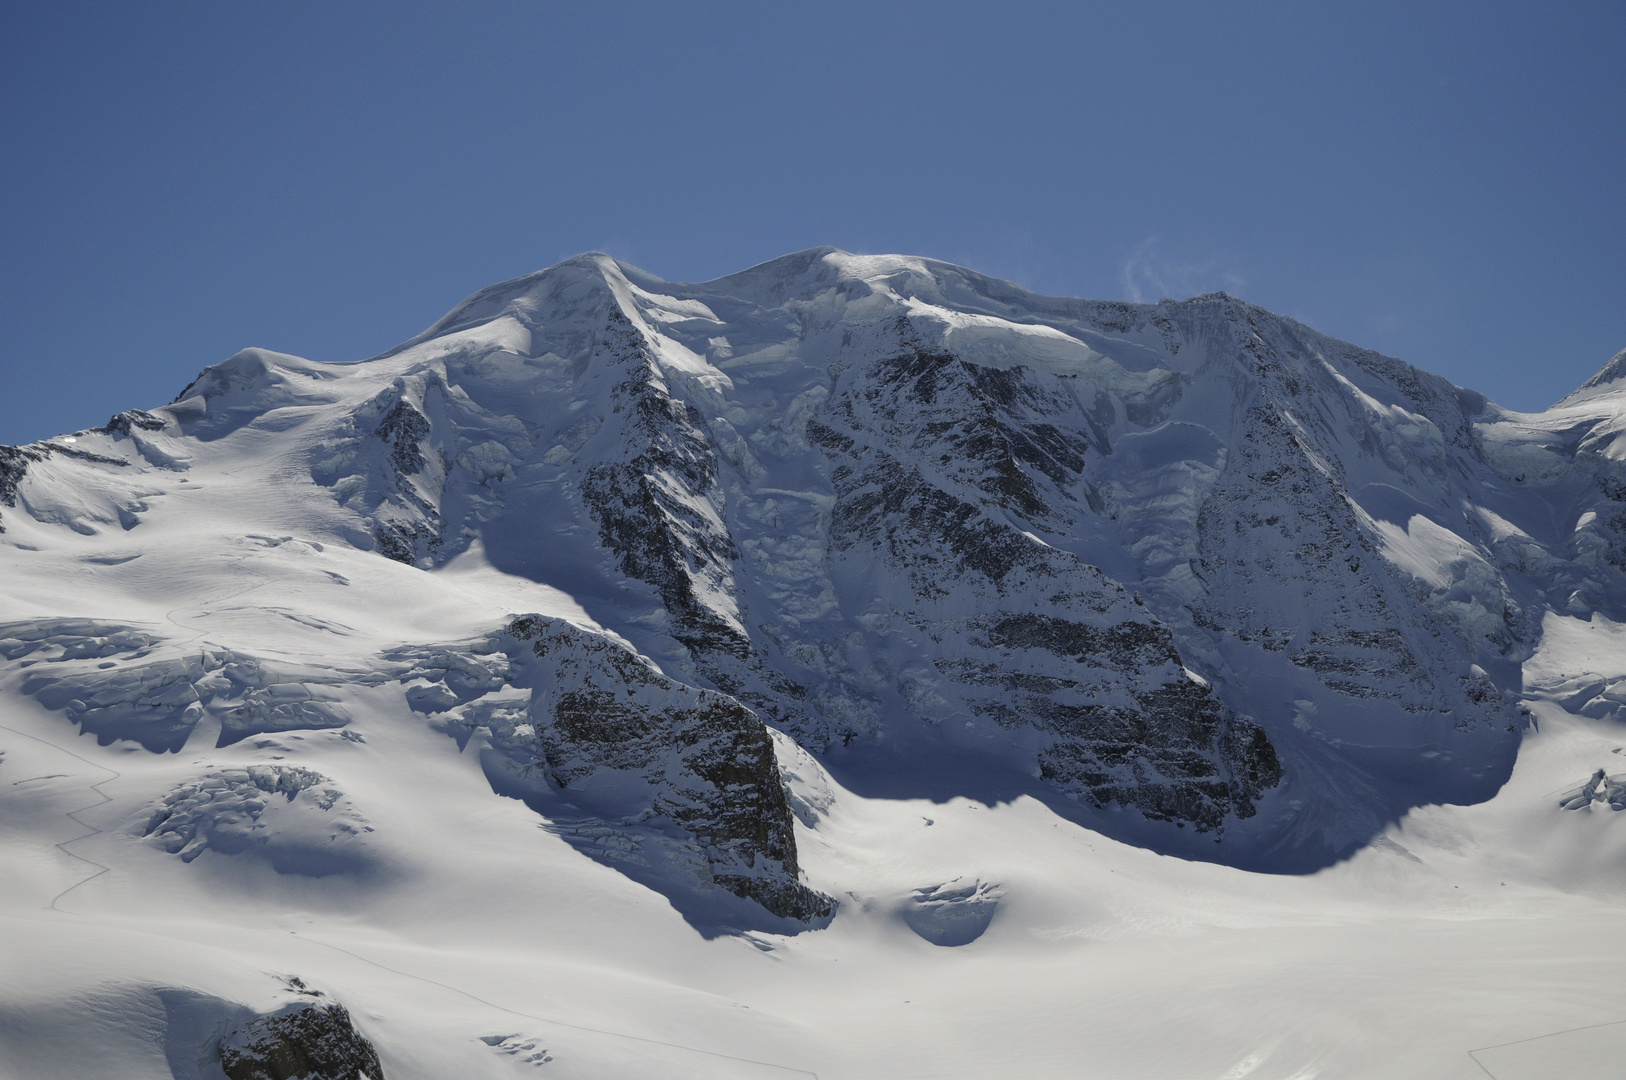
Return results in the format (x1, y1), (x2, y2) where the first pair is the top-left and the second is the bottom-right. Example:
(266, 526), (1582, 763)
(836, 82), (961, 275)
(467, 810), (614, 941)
(1, 1), (1622, 443)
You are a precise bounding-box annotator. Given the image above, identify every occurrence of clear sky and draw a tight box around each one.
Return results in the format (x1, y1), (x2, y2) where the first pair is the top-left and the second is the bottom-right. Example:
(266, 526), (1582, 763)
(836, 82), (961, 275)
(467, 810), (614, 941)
(2, 1), (1622, 444)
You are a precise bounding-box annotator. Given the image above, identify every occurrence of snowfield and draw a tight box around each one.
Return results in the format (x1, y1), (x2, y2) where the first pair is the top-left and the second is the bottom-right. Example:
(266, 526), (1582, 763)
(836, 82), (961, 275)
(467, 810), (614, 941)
(2, 249), (1625, 1078)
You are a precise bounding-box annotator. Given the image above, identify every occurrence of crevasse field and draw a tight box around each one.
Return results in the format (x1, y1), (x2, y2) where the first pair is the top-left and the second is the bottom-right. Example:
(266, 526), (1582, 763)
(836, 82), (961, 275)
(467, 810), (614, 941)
(3, 250), (1625, 1079)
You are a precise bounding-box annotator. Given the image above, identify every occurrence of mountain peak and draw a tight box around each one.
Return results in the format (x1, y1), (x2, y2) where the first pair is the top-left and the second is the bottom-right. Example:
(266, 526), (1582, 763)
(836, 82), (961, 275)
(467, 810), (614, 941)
(1567, 346), (1626, 400)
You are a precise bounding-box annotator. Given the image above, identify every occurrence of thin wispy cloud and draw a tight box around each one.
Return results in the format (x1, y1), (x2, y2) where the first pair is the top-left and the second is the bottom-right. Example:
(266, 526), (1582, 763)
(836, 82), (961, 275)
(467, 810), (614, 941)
(1121, 237), (1247, 303)
(1365, 311), (1404, 341)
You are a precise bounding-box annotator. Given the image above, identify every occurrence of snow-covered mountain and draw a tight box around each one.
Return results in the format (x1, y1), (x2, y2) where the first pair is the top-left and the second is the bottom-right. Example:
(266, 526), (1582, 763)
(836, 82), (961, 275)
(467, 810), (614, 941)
(4, 249), (1626, 1078)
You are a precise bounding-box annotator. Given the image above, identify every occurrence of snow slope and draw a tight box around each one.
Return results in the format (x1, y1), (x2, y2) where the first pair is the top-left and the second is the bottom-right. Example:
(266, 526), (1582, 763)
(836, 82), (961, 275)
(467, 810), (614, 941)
(2, 249), (1625, 1077)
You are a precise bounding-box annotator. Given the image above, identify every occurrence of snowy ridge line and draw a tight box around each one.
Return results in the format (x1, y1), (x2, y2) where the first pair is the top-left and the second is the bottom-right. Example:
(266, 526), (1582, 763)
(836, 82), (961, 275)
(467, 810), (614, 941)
(0, 723), (122, 912)
(1467, 1017), (1626, 1078)
(290, 931), (821, 1079)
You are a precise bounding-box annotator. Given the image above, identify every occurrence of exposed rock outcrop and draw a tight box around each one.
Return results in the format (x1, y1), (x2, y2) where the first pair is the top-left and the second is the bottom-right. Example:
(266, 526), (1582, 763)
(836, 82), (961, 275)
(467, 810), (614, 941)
(220, 998), (384, 1080)
(389, 614), (832, 920)
(810, 329), (1281, 828)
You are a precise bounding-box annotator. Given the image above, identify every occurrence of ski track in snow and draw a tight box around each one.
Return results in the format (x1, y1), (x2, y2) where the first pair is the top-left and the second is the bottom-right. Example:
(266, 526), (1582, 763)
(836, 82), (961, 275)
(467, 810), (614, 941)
(0, 722), (122, 911)
(1468, 1018), (1626, 1079)
(289, 932), (820, 1079)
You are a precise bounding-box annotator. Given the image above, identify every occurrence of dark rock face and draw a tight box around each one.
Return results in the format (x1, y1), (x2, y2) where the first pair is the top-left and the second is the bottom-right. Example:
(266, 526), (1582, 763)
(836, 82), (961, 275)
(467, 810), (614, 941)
(373, 398), (432, 476)
(0, 444), (47, 516)
(365, 393), (444, 566)
(564, 311), (817, 738)
(219, 1001), (384, 1080)
(1170, 302), (1529, 750)
(577, 312), (752, 661)
(310, 380), (449, 568)
(976, 613), (1281, 828)
(1193, 402), (1435, 700)
(389, 616), (832, 920)
(102, 408), (169, 437)
(506, 616), (831, 919)
(810, 328), (1282, 828)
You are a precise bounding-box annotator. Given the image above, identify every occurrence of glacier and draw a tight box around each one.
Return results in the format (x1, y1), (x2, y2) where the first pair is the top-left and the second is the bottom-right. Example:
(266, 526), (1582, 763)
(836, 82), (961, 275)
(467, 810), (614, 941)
(2, 248), (1625, 1078)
